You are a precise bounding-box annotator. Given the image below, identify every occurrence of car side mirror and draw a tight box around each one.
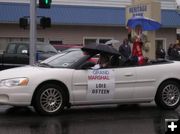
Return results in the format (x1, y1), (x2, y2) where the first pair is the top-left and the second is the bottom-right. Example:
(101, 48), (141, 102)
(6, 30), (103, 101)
(81, 61), (95, 69)
(0, 50), (5, 54)
(21, 49), (29, 55)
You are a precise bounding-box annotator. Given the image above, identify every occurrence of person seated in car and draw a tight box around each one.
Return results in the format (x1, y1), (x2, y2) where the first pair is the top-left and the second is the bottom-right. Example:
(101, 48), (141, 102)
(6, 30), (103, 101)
(99, 53), (110, 68)
(92, 53), (110, 69)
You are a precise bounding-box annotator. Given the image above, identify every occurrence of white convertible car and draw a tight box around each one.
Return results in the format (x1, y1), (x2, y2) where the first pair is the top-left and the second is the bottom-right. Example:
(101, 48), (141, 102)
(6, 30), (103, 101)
(0, 49), (180, 115)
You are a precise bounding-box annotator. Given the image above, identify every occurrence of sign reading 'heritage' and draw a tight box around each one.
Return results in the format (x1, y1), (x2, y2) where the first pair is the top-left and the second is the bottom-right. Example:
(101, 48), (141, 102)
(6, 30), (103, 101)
(129, 5), (147, 17)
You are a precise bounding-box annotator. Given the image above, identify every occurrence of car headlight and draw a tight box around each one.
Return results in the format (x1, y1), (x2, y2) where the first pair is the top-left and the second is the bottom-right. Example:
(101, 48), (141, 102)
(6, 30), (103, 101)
(0, 78), (29, 87)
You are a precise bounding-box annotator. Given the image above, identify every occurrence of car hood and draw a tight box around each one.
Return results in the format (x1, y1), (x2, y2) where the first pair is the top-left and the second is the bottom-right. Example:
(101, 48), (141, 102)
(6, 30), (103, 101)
(0, 66), (71, 79)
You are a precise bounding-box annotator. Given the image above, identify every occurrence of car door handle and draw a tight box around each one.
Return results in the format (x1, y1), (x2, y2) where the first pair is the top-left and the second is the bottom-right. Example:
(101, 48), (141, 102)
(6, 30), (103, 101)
(124, 73), (133, 77)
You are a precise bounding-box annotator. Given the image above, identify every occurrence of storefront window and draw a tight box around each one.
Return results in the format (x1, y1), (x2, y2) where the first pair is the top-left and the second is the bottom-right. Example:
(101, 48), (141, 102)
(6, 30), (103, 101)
(155, 38), (167, 58)
(84, 39), (97, 45)
(155, 39), (166, 50)
(49, 40), (63, 45)
(99, 39), (111, 44)
(84, 37), (113, 45)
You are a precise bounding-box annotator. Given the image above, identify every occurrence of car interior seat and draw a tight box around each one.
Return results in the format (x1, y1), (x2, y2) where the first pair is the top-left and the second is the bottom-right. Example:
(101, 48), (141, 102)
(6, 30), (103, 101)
(110, 55), (120, 67)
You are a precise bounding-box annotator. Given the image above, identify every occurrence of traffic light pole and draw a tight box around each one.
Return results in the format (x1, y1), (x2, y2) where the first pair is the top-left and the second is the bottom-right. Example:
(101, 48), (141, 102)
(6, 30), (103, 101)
(30, 0), (37, 65)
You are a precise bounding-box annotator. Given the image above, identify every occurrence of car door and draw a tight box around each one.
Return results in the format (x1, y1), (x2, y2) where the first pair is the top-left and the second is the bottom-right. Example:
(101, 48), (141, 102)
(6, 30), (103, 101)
(113, 67), (136, 102)
(72, 67), (136, 104)
(134, 65), (157, 100)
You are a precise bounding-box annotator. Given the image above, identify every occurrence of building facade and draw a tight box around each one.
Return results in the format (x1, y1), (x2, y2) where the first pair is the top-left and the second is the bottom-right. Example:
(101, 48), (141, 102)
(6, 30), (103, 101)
(0, 0), (179, 57)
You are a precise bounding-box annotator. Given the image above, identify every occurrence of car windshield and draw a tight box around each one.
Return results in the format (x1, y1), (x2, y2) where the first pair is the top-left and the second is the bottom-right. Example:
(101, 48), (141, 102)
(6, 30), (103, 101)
(37, 44), (57, 53)
(40, 50), (85, 68)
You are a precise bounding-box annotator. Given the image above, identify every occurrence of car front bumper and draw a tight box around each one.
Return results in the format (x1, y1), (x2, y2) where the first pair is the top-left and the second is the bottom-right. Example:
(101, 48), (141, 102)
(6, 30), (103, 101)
(0, 86), (32, 106)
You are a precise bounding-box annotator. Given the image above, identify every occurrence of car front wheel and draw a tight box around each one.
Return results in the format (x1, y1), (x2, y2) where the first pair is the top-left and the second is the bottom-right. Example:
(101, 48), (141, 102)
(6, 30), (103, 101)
(155, 81), (180, 110)
(33, 84), (66, 115)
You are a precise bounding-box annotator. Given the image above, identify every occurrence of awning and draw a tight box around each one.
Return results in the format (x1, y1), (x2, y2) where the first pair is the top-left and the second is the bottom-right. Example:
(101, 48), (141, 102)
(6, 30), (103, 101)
(0, 2), (180, 27)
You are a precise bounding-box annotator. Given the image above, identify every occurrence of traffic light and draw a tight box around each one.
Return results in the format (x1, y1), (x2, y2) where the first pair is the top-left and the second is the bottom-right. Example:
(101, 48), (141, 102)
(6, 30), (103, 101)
(40, 17), (51, 29)
(19, 17), (28, 29)
(39, 0), (52, 8)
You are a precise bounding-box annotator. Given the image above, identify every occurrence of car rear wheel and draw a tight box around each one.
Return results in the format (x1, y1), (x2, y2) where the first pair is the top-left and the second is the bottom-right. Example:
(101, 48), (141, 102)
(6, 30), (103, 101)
(33, 84), (66, 115)
(155, 81), (180, 110)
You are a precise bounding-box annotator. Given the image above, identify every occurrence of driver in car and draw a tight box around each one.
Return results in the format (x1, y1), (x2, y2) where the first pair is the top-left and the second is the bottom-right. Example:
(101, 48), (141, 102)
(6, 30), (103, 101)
(92, 53), (110, 69)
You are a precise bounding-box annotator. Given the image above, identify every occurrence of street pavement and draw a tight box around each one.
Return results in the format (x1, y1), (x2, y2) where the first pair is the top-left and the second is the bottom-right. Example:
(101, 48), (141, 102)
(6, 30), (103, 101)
(0, 103), (179, 134)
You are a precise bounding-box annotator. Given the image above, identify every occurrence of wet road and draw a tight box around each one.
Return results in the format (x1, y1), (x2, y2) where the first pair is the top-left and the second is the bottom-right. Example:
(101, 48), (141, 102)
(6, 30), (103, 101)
(0, 103), (179, 134)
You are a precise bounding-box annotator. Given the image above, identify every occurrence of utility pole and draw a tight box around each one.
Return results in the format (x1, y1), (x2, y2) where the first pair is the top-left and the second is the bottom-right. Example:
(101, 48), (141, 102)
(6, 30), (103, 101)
(30, 0), (37, 65)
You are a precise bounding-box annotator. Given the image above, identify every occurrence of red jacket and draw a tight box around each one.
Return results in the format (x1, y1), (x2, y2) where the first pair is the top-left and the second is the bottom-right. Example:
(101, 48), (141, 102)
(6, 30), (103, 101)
(132, 41), (144, 65)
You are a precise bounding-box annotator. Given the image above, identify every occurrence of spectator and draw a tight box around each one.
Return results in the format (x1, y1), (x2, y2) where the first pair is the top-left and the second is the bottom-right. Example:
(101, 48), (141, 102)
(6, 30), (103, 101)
(167, 43), (174, 58)
(156, 47), (166, 59)
(119, 38), (131, 60)
(170, 44), (180, 60)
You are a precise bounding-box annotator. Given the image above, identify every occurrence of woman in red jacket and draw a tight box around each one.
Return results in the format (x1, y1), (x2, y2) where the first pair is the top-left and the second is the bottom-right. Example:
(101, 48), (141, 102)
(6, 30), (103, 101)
(132, 36), (144, 65)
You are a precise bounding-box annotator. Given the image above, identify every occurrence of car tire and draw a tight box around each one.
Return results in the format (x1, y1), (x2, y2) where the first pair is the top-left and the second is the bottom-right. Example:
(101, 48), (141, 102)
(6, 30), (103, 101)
(155, 80), (180, 110)
(33, 83), (66, 115)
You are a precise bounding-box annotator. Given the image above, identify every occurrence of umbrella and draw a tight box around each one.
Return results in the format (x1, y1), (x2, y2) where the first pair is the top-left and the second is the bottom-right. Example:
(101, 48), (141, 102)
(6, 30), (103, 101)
(81, 43), (120, 55)
(127, 16), (161, 31)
